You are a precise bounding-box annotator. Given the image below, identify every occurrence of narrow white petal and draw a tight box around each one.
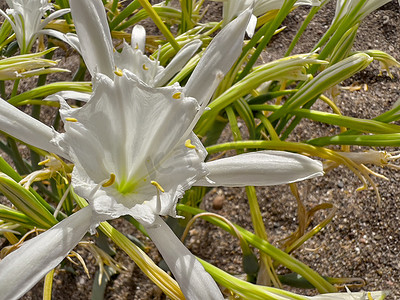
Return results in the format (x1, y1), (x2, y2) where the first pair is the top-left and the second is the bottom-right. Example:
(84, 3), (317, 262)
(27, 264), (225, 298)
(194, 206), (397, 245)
(69, 0), (114, 77)
(131, 25), (146, 53)
(184, 7), (252, 108)
(44, 91), (91, 102)
(0, 206), (93, 300)
(194, 151), (323, 187)
(146, 216), (224, 300)
(39, 8), (71, 30)
(154, 40), (203, 87)
(41, 30), (81, 54)
(308, 291), (386, 299)
(0, 99), (67, 158)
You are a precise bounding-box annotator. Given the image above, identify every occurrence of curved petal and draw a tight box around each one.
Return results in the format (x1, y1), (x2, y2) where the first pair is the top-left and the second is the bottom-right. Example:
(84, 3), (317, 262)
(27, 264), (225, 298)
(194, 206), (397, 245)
(0, 206), (93, 300)
(194, 151), (323, 187)
(146, 216), (224, 300)
(39, 8), (71, 30)
(309, 290), (387, 299)
(41, 30), (81, 54)
(0, 99), (67, 158)
(154, 39), (203, 87)
(69, 0), (114, 78)
(184, 7), (252, 108)
(44, 91), (91, 102)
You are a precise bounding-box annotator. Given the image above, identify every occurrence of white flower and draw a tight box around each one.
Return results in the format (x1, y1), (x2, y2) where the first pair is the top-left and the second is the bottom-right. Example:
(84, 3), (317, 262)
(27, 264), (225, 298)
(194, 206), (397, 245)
(0, 0), (70, 53)
(0, 1), (324, 299)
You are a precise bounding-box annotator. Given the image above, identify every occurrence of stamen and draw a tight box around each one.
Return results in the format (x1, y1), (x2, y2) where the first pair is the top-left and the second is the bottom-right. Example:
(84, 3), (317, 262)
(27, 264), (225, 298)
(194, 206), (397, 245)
(172, 92), (181, 99)
(185, 139), (196, 149)
(38, 158), (50, 166)
(151, 180), (165, 193)
(134, 43), (139, 50)
(65, 117), (78, 122)
(102, 173), (116, 187)
(114, 68), (123, 76)
(142, 64), (148, 70)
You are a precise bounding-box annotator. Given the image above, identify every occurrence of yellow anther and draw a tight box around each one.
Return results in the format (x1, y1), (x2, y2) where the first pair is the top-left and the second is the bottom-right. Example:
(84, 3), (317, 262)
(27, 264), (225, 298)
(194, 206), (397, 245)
(114, 68), (123, 76)
(102, 173), (116, 187)
(65, 117), (78, 122)
(38, 158), (50, 166)
(185, 139), (196, 149)
(172, 92), (181, 99)
(151, 181), (165, 193)
(134, 43), (139, 50)
(142, 64), (148, 70)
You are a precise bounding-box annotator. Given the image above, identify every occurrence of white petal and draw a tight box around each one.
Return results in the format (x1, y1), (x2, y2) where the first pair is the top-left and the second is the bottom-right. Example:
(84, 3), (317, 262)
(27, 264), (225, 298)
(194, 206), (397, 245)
(131, 25), (146, 53)
(245, 14), (257, 38)
(221, 0), (252, 25)
(41, 30), (81, 54)
(0, 99), (67, 158)
(114, 44), (163, 85)
(184, 7), (252, 108)
(59, 72), (207, 225)
(69, 0), (114, 77)
(309, 291), (387, 300)
(44, 91), (91, 102)
(145, 216), (224, 300)
(194, 151), (323, 187)
(154, 39), (203, 87)
(39, 8), (71, 30)
(0, 206), (93, 300)
(58, 72), (200, 185)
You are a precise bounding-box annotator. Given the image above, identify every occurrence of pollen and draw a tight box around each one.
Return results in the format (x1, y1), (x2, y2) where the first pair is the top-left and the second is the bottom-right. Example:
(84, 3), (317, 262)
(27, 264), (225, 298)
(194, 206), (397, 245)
(38, 158), (50, 166)
(65, 117), (78, 122)
(172, 92), (181, 99)
(102, 173), (116, 187)
(185, 139), (196, 149)
(134, 43), (139, 50)
(142, 64), (148, 70)
(114, 68), (123, 76)
(151, 180), (165, 193)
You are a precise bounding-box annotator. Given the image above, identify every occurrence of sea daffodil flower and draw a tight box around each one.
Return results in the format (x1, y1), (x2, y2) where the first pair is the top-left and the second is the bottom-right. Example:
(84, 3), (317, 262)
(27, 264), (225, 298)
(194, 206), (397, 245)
(0, 2), (324, 300)
(0, 0), (70, 53)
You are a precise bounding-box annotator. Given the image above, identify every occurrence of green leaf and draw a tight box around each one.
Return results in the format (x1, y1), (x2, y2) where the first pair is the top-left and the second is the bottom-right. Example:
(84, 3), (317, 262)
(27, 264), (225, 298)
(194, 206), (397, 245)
(0, 173), (57, 229)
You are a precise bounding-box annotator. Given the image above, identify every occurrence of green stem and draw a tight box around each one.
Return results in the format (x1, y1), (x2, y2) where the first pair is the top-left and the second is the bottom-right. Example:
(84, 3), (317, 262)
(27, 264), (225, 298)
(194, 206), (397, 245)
(137, 0), (180, 52)
(109, 0), (140, 30)
(238, 0), (297, 81)
(177, 204), (336, 293)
